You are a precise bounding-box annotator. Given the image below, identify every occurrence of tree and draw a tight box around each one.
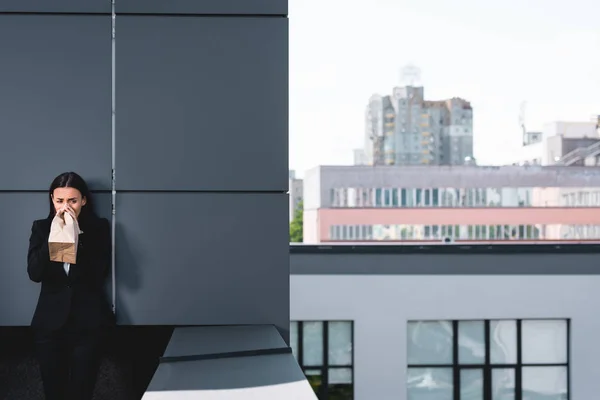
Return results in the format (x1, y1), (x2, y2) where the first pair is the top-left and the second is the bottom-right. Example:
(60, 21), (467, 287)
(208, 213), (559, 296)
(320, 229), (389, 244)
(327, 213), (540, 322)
(289, 201), (303, 243)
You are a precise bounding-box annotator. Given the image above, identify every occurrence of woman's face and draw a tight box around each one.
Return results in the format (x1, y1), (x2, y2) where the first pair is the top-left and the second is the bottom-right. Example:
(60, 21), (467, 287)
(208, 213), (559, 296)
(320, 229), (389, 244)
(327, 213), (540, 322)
(51, 187), (87, 217)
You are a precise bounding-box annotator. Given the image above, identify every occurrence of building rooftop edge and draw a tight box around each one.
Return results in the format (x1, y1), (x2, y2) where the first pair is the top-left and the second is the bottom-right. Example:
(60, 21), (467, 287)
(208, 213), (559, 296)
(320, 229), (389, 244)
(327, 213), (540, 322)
(289, 243), (600, 254)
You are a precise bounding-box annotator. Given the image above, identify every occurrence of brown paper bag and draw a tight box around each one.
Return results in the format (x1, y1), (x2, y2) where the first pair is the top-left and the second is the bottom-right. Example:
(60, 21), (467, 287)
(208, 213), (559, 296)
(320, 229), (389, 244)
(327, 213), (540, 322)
(48, 212), (80, 264)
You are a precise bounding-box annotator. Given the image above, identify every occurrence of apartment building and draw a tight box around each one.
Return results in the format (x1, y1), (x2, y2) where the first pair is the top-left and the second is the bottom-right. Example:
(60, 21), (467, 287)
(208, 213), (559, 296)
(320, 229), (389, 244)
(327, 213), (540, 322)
(363, 85), (473, 166)
(303, 165), (600, 243)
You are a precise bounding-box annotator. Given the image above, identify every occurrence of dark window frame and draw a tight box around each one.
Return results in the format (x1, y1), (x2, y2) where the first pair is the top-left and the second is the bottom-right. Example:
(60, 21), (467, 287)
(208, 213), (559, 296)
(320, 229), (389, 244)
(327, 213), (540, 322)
(407, 318), (570, 400)
(291, 320), (355, 400)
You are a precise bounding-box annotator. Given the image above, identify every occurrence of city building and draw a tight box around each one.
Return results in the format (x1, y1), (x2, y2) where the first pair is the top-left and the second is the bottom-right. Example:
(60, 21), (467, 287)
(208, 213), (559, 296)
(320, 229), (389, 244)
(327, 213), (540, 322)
(517, 119), (600, 166)
(302, 165), (600, 243)
(290, 244), (600, 399)
(290, 170), (304, 222)
(361, 85), (473, 166)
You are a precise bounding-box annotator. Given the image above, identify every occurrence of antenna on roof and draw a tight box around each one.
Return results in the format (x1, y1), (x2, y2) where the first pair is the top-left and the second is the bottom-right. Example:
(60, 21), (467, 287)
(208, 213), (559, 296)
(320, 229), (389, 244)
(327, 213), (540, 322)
(519, 101), (527, 145)
(400, 64), (422, 86)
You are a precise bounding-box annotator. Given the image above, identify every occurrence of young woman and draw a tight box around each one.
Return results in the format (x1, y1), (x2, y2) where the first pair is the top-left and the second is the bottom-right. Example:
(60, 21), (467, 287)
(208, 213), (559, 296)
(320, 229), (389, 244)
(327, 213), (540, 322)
(27, 172), (114, 400)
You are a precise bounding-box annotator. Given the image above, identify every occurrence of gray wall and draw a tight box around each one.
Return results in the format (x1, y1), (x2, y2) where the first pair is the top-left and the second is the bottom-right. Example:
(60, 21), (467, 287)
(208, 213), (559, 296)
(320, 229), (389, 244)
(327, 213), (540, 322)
(0, 0), (289, 338)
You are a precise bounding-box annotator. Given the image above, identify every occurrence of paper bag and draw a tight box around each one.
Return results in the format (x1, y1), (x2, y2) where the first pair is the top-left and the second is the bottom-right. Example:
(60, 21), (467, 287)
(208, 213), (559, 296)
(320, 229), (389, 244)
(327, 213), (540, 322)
(48, 212), (79, 264)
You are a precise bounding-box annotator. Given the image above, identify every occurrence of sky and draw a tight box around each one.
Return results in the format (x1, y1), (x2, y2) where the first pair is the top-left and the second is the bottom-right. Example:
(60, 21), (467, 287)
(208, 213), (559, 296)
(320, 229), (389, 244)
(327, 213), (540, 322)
(288, 0), (600, 177)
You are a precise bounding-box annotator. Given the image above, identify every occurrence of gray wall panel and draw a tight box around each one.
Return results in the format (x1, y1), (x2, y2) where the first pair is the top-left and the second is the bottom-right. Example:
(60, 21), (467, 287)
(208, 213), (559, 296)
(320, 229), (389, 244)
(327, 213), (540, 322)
(114, 193), (289, 331)
(0, 0), (110, 13)
(117, 0), (287, 15)
(0, 192), (112, 326)
(116, 16), (288, 191)
(290, 251), (600, 275)
(163, 326), (287, 358)
(0, 15), (112, 191)
(145, 354), (313, 397)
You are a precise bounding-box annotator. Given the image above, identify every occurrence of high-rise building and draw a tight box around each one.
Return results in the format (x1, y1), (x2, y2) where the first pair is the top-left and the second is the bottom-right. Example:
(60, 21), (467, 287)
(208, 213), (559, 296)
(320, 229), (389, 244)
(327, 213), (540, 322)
(360, 85), (473, 166)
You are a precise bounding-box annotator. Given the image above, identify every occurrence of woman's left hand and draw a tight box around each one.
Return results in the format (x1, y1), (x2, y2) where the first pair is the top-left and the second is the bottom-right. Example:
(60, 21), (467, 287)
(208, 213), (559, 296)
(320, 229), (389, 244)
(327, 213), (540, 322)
(64, 205), (78, 222)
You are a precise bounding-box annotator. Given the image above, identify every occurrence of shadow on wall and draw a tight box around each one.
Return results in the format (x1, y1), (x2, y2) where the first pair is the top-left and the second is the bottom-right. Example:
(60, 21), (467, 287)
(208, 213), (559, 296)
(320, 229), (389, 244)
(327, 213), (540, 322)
(0, 326), (173, 400)
(114, 223), (143, 325)
(0, 216), (171, 399)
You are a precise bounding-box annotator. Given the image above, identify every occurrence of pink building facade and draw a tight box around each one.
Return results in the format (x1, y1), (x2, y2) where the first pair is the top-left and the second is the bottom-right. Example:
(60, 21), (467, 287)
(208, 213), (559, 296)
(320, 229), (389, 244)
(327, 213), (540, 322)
(302, 166), (600, 243)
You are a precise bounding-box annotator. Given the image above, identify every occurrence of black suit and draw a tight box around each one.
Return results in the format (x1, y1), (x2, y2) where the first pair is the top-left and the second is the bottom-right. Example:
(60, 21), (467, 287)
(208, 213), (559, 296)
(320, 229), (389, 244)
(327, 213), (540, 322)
(28, 214), (115, 400)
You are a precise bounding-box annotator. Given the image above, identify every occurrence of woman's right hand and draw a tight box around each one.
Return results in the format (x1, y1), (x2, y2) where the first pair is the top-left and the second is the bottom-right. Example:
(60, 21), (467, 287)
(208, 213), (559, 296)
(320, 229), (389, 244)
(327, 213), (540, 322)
(56, 204), (77, 221)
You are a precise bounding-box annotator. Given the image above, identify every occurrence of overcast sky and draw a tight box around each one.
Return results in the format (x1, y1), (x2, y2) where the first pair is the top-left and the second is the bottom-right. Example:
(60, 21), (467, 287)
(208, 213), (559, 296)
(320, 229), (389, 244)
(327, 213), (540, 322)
(289, 0), (600, 176)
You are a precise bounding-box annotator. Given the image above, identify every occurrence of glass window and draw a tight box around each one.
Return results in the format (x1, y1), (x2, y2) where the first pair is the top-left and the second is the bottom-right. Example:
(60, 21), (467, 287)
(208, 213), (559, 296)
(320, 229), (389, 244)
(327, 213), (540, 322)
(522, 367), (567, 399)
(375, 188), (382, 206)
(408, 368), (453, 400)
(303, 322), (324, 366)
(408, 321), (453, 365)
(492, 368), (515, 400)
(292, 321), (354, 400)
(522, 320), (567, 364)
(408, 319), (569, 400)
(290, 321), (299, 358)
(490, 320), (517, 364)
(329, 186), (600, 208)
(328, 368), (353, 399)
(459, 321), (485, 364)
(328, 321), (352, 366)
(384, 188), (391, 206)
(406, 189), (414, 206)
(461, 369), (484, 400)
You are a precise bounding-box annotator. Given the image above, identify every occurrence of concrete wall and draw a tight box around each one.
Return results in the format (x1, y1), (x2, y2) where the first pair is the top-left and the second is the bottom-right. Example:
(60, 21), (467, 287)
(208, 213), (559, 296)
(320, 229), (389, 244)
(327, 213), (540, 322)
(290, 248), (600, 400)
(303, 166), (600, 209)
(0, 0), (289, 337)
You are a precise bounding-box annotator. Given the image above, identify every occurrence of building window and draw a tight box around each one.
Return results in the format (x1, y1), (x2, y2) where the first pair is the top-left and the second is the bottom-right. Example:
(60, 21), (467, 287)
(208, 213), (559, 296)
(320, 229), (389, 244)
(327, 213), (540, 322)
(290, 321), (354, 400)
(407, 319), (569, 400)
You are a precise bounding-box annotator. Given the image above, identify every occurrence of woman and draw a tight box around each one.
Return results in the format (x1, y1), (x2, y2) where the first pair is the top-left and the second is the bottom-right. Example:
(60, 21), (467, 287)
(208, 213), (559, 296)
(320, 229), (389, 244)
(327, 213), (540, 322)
(27, 172), (114, 400)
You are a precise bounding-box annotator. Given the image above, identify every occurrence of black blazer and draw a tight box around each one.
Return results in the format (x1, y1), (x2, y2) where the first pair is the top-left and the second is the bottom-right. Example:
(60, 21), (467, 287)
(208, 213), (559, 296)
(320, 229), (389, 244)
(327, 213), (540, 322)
(27, 215), (115, 332)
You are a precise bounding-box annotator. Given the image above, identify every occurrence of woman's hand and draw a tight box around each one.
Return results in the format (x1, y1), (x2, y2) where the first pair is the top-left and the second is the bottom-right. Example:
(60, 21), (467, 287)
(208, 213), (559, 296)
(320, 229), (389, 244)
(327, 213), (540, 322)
(56, 204), (77, 221)
(65, 205), (77, 221)
(55, 204), (67, 219)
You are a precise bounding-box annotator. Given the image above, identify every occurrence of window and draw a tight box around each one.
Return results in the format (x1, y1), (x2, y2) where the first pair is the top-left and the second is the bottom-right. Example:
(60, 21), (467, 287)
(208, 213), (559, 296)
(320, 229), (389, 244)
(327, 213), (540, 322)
(290, 321), (354, 400)
(407, 319), (569, 400)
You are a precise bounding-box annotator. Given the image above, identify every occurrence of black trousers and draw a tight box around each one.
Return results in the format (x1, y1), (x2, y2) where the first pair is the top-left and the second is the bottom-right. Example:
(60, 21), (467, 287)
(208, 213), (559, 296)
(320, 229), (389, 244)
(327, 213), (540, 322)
(34, 317), (106, 400)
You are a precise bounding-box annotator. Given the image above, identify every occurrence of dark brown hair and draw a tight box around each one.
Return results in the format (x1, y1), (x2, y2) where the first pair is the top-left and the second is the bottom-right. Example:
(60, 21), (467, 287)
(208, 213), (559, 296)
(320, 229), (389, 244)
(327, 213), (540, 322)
(47, 172), (97, 220)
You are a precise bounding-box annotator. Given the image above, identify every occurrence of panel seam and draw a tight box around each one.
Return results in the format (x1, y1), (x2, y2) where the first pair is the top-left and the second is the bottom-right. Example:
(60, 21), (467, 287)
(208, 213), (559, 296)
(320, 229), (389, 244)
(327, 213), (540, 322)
(114, 13), (287, 18)
(159, 347), (292, 364)
(110, 0), (117, 317)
